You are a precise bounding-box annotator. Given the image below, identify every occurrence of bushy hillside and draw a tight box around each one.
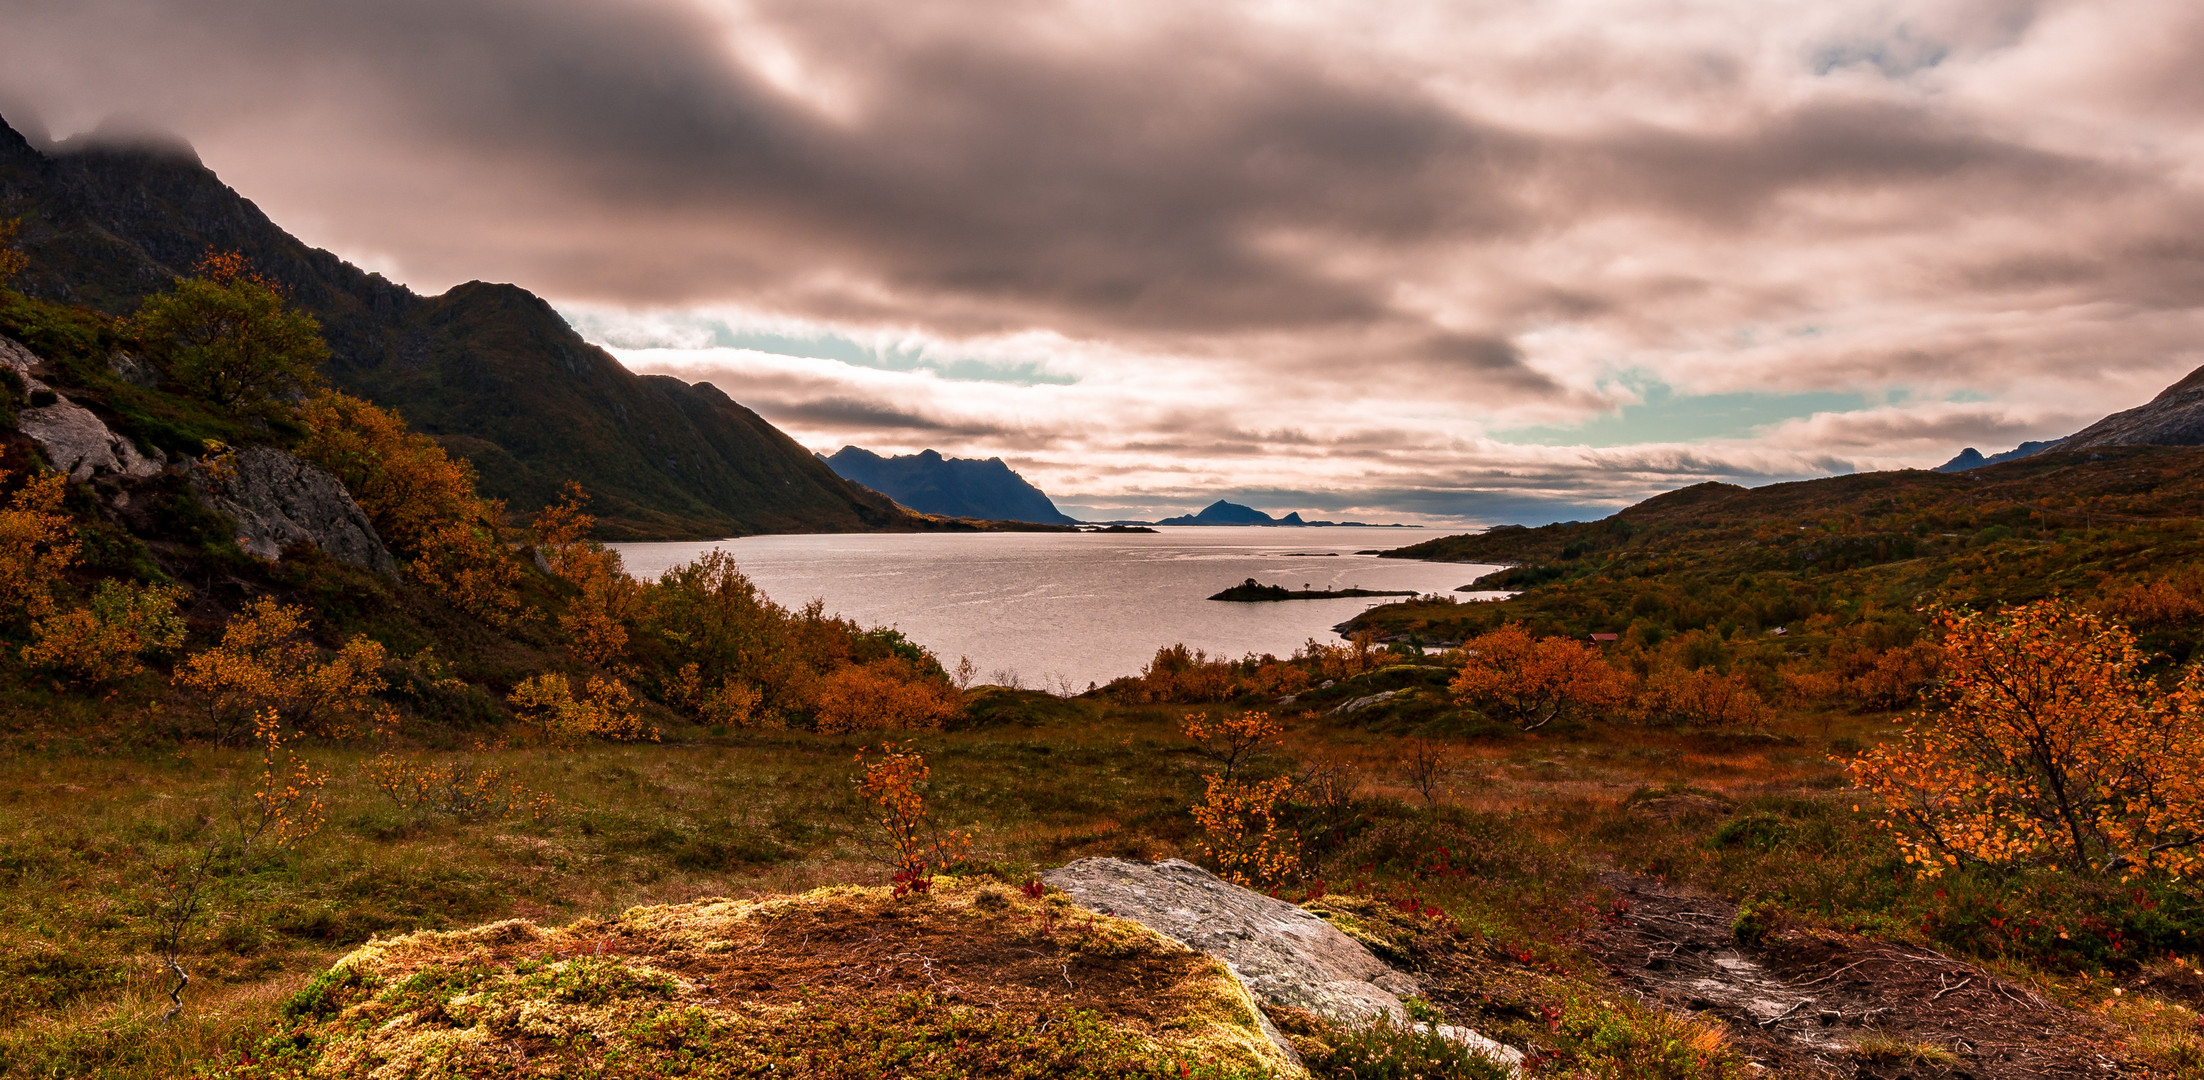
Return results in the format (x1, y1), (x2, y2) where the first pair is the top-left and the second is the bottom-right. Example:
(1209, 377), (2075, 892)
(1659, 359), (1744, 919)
(0, 116), (908, 539)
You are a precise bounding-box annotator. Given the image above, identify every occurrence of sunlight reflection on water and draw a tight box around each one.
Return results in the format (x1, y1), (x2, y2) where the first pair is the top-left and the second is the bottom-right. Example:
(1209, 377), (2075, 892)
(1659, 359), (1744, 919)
(613, 527), (1501, 691)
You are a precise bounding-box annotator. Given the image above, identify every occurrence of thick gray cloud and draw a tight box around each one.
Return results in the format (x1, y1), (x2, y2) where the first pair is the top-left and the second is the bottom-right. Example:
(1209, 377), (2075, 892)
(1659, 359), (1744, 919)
(4, 0), (2203, 520)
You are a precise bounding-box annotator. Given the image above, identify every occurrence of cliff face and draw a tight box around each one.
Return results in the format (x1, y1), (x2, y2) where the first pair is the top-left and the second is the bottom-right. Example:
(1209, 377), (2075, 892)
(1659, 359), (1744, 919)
(0, 116), (907, 539)
(824, 446), (1078, 525)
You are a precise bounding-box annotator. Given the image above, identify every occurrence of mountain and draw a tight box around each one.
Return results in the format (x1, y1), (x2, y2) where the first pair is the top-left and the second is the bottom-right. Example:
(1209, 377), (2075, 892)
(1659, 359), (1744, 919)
(822, 447), (1077, 525)
(1157, 499), (1278, 525)
(1935, 440), (2059, 473)
(0, 115), (909, 540)
(2057, 363), (2204, 451)
(1934, 362), (2204, 472)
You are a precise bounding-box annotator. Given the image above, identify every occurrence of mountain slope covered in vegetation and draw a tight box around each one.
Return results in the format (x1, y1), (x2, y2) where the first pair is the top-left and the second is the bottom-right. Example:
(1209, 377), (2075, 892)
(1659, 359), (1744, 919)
(0, 116), (906, 539)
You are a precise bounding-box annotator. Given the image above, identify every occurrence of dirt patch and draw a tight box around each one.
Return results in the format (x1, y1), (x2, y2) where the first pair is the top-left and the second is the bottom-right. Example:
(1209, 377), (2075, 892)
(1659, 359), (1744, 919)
(1585, 870), (2139, 1078)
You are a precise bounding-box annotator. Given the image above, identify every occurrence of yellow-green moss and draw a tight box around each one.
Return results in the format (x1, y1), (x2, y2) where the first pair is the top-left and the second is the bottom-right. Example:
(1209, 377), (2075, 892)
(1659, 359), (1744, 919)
(221, 877), (1297, 1079)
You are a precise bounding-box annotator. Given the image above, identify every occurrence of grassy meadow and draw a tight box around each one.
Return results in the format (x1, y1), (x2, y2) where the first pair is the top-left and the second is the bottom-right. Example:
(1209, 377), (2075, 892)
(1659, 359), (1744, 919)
(0, 678), (2013, 1079)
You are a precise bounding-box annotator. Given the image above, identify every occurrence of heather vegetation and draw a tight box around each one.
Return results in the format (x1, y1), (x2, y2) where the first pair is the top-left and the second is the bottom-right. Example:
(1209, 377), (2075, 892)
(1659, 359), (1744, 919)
(10, 240), (2204, 1077)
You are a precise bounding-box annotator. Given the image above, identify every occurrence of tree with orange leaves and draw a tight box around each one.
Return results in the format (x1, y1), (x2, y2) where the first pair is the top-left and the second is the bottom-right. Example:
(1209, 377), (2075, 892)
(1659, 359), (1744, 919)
(0, 468), (78, 628)
(134, 252), (327, 411)
(1848, 601), (2204, 879)
(530, 484), (644, 667)
(1449, 622), (1632, 731)
(298, 390), (527, 625)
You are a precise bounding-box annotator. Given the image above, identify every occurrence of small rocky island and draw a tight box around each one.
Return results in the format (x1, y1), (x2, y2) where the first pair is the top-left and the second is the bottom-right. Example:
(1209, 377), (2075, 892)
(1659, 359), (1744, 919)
(1209, 578), (1419, 602)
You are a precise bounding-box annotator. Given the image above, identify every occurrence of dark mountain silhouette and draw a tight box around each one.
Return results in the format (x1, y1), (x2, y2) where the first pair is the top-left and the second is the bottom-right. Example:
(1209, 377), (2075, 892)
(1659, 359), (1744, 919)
(1157, 500), (1279, 525)
(0, 114), (910, 539)
(1935, 440), (2059, 473)
(823, 447), (1077, 525)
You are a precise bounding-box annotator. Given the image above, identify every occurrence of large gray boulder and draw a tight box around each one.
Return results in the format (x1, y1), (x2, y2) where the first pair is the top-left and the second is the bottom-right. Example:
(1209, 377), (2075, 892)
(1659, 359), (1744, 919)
(1042, 858), (1522, 1070)
(2, 335), (163, 481)
(190, 445), (399, 577)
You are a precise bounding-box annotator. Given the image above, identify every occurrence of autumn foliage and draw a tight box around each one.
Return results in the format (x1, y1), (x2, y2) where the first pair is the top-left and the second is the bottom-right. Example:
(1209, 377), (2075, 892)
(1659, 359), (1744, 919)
(1179, 709), (1283, 781)
(1190, 774), (1303, 888)
(172, 598), (393, 741)
(299, 391), (526, 625)
(854, 743), (969, 889)
(1848, 601), (2204, 879)
(24, 580), (187, 686)
(1449, 622), (1632, 731)
(133, 252), (327, 411)
(507, 672), (656, 746)
(0, 469), (78, 626)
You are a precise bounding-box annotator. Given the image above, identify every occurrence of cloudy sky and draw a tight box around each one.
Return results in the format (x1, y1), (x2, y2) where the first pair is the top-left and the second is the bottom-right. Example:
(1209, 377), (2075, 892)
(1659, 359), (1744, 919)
(5, 0), (2201, 523)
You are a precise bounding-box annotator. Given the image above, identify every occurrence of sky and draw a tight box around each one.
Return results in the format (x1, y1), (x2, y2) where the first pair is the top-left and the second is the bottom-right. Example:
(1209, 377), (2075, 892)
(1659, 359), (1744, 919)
(4, 0), (2202, 524)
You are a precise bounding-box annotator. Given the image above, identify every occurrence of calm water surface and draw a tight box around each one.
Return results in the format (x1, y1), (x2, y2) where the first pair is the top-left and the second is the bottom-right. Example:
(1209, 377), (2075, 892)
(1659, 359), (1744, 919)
(614, 527), (1499, 692)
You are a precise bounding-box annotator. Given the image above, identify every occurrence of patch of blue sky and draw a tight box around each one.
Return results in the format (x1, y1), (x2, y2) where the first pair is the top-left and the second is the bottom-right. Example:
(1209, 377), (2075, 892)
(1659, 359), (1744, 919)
(1811, 26), (1948, 78)
(558, 307), (1076, 387)
(1494, 380), (1871, 447)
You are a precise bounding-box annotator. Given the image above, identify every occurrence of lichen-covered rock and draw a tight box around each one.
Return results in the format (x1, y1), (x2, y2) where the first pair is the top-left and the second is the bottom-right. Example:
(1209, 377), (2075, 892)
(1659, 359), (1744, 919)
(1, 335), (163, 481)
(221, 878), (1300, 1079)
(189, 445), (398, 577)
(1043, 857), (1523, 1071)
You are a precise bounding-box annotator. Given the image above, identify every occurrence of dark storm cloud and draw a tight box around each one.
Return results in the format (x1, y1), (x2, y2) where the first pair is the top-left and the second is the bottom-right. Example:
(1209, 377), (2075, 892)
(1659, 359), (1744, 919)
(6, 0), (2204, 520)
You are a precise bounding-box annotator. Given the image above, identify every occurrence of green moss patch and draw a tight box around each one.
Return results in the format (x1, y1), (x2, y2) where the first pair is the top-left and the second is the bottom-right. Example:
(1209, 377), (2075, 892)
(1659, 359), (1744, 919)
(220, 878), (1292, 1078)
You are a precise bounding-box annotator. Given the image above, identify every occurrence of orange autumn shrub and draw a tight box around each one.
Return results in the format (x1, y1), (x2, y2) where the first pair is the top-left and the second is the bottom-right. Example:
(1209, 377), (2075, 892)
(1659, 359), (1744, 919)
(368, 745), (554, 822)
(1848, 601), (2204, 878)
(1190, 774), (1302, 887)
(854, 743), (969, 887)
(0, 468), (77, 627)
(1450, 622), (1632, 731)
(530, 485), (644, 667)
(23, 580), (188, 686)
(173, 598), (393, 741)
(233, 710), (328, 872)
(1633, 665), (1767, 728)
(297, 390), (525, 625)
(1180, 709), (1283, 781)
(671, 662), (771, 728)
(811, 658), (962, 734)
(507, 672), (656, 746)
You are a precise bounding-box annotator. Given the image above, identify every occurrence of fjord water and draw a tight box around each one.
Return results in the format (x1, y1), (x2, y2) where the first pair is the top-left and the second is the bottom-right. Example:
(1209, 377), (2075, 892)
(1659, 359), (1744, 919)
(614, 527), (1500, 691)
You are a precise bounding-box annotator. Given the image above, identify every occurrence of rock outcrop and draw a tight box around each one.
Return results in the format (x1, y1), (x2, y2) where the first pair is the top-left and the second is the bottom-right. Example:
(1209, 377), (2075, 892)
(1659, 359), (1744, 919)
(2, 335), (163, 481)
(189, 445), (398, 576)
(1043, 857), (1524, 1070)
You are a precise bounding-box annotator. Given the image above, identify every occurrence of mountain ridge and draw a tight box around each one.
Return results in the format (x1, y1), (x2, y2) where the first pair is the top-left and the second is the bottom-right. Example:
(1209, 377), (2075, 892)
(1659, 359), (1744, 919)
(822, 446), (1077, 525)
(0, 115), (910, 540)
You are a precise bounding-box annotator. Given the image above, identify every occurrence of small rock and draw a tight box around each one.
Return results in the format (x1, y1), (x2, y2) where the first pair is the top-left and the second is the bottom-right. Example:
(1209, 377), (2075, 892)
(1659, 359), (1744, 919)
(1328, 690), (1399, 716)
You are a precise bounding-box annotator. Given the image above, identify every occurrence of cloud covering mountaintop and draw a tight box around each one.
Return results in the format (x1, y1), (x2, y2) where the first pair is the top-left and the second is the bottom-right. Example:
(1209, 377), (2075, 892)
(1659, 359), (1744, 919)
(4, 0), (2201, 522)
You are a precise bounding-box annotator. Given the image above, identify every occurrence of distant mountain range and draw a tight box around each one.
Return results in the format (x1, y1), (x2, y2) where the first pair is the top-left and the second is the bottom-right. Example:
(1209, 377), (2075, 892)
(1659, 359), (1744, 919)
(0, 115), (913, 540)
(1152, 499), (1401, 527)
(823, 447), (1077, 525)
(1938, 361), (2204, 473)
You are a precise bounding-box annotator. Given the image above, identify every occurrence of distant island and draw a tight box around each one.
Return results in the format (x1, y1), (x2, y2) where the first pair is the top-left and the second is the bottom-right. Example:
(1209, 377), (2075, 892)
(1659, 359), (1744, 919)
(1083, 524), (1158, 533)
(824, 446), (1078, 525)
(1156, 499), (1408, 527)
(1208, 578), (1419, 602)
